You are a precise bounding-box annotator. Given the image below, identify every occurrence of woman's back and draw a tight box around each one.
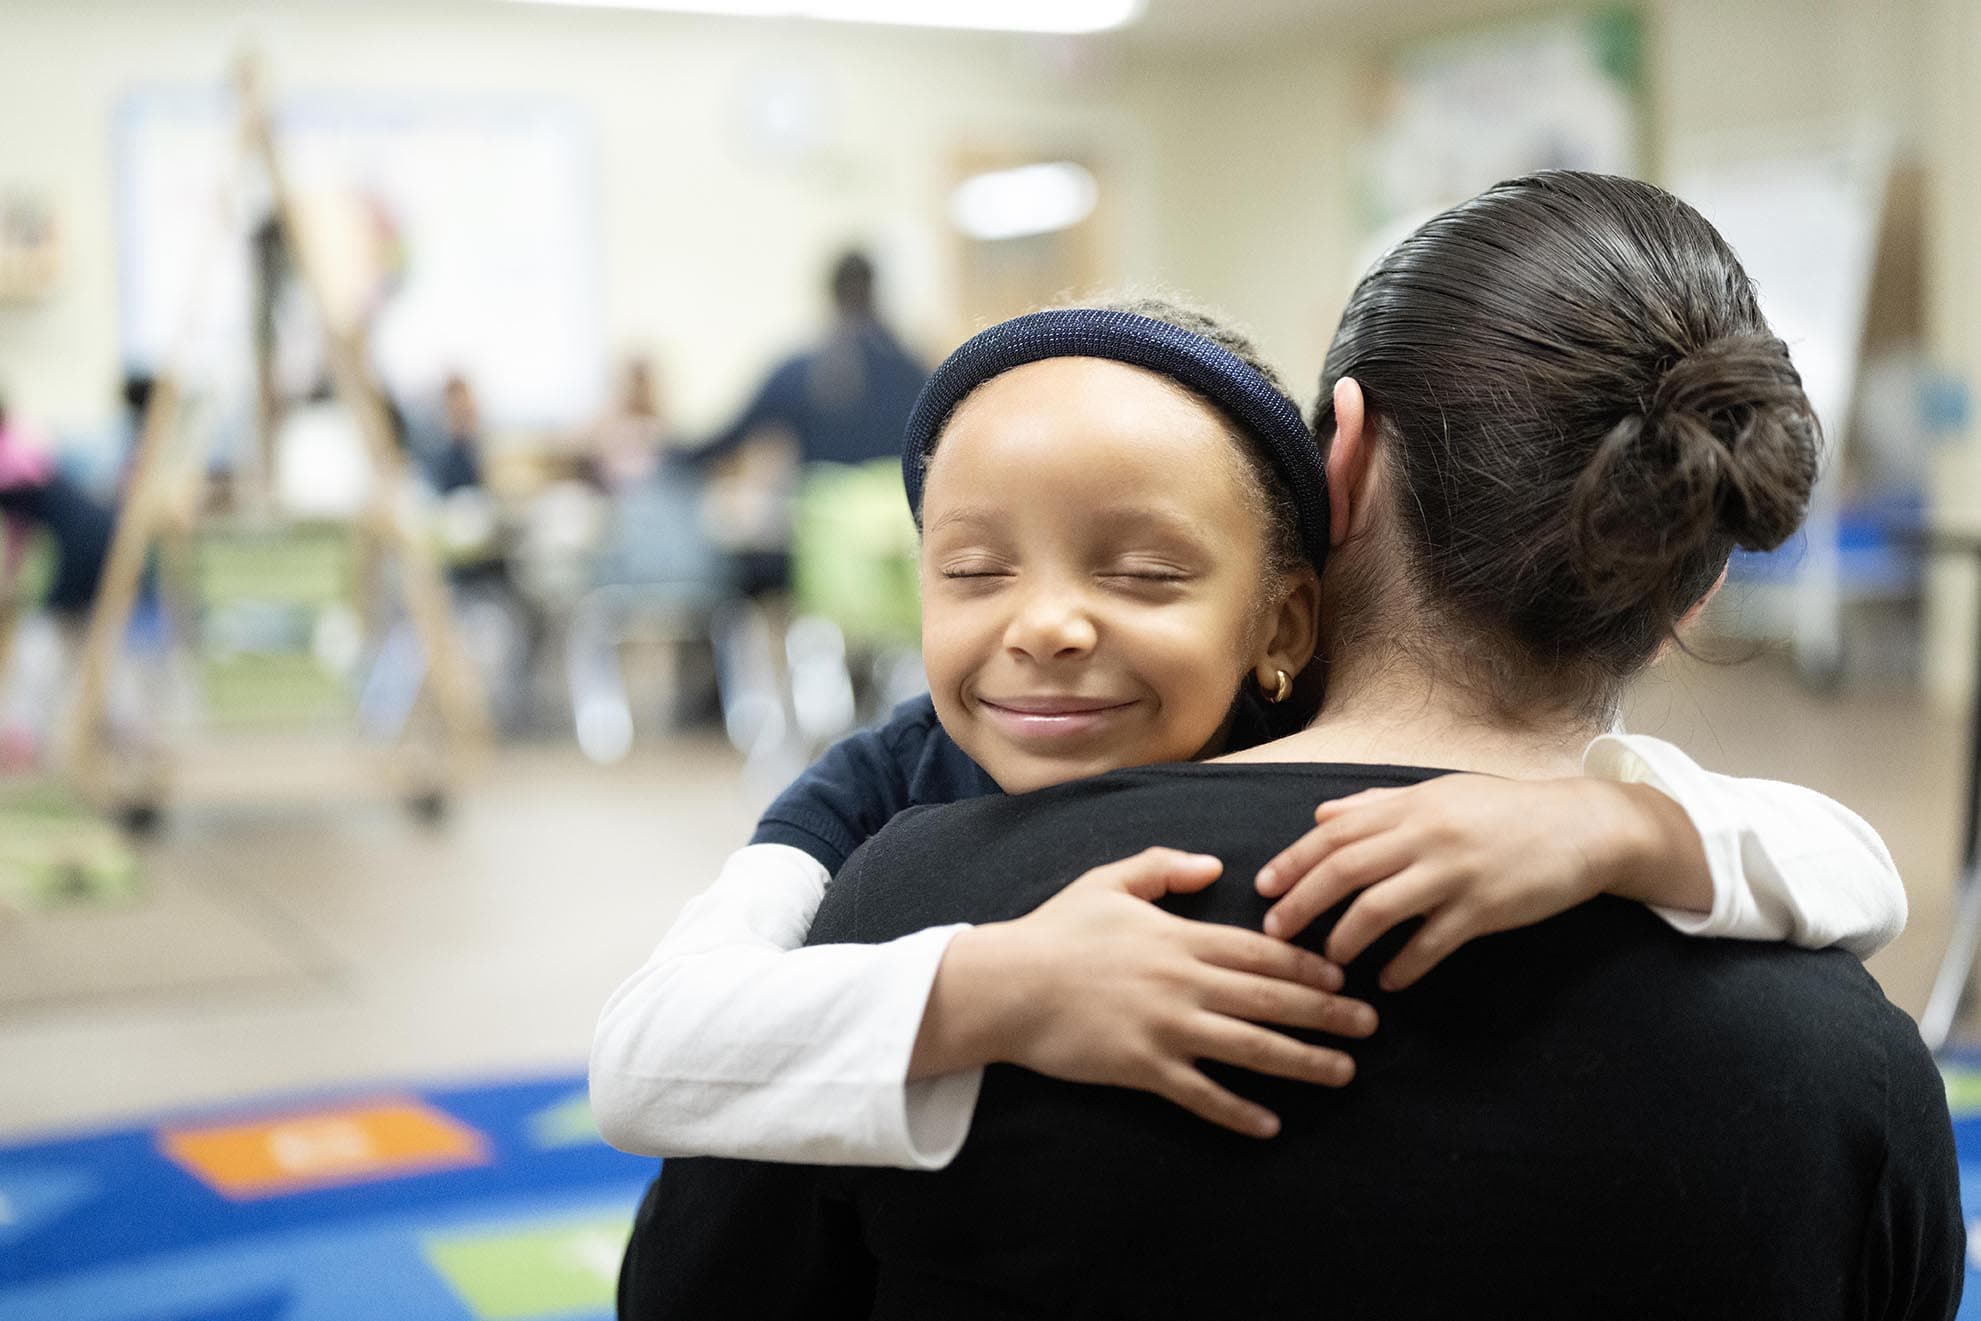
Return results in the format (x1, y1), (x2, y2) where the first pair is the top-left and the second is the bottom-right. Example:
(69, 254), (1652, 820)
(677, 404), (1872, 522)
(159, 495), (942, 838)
(796, 763), (1955, 1319)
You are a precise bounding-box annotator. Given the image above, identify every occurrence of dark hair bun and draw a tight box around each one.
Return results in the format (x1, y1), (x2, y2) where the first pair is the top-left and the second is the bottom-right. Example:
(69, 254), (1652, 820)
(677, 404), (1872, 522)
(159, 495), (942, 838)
(1569, 333), (1821, 611)
(1319, 172), (1825, 721)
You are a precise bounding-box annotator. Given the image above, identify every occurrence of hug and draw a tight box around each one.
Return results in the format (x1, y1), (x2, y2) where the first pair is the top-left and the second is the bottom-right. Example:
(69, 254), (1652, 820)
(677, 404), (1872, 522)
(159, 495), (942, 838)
(594, 172), (1962, 1318)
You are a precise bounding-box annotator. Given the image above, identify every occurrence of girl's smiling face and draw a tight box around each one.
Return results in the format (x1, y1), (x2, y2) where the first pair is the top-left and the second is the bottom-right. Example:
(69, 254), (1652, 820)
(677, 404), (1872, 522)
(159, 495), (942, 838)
(918, 356), (1310, 794)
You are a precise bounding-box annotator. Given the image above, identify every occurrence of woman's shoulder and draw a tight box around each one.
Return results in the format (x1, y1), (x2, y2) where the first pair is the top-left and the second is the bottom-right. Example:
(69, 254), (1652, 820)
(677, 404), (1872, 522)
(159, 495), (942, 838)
(870, 760), (1449, 857)
(825, 761), (1454, 945)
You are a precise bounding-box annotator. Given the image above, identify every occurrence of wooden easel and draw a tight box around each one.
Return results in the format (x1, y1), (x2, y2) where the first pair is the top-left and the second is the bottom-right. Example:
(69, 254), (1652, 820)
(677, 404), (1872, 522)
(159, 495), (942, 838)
(66, 55), (488, 821)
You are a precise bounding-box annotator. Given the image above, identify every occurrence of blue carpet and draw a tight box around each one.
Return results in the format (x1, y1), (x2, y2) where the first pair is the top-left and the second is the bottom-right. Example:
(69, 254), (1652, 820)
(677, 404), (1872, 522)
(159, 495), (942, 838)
(1942, 1058), (1981, 1318)
(5, 1065), (1980, 1318)
(0, 1076), (656, 1320)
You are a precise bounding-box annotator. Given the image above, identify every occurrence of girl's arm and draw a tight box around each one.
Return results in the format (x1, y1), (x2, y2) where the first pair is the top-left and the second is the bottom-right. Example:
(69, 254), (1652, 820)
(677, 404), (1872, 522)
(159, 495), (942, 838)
(589, 842), (984, 1168)
(910, 848), (1372, 1142)
(1254, 732), (1905, 988)
(1582, 732), (1904, 956)
(594, 689), (1369, 1168)
(591, 840), (1370, 1166)
(589, 696), (995, 1167)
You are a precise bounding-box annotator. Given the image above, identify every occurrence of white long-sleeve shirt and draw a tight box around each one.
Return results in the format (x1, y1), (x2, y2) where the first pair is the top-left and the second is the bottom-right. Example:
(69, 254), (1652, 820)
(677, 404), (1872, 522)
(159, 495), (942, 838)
(589, 732), (1905, 1170)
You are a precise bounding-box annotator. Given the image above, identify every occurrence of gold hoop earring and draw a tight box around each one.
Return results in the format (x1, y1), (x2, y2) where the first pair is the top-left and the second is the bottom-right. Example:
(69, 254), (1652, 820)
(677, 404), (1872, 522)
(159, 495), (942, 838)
(1270, 668), (1291, 704)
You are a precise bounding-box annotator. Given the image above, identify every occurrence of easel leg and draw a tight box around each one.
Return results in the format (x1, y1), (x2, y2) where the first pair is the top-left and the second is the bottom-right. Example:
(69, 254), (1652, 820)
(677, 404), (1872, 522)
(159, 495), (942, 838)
(66, 378), (180, 804)
(1922, 868), (1981, 1050)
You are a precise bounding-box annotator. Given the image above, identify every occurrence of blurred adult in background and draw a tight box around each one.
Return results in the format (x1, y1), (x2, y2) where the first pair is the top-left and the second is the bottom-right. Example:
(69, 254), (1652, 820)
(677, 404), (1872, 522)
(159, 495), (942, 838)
(686, 249), (928, 600)
(691, 249), (927, 472)
(583, 356), (674, 495)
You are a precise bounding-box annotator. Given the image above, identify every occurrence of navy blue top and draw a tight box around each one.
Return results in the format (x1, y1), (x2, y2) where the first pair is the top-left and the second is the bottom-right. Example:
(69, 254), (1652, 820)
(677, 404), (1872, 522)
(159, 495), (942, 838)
(427, 435), (483, 494)
(750, 690), (1286, 874)
(692, 317), (928, 470)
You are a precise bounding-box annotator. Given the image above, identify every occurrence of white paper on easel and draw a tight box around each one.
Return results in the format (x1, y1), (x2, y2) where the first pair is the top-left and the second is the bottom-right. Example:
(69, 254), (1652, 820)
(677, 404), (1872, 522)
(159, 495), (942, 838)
(116, 88), (605, 431)
(1674, 123), (1894, 668)
(1676, 127), (1891, 446)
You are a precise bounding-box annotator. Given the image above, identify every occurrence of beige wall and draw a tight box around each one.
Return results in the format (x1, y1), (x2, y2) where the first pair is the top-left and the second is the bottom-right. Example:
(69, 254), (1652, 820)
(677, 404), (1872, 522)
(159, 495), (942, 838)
(1922, 0), (1981, 700)
(1120, 39), (1359, 412)
(1651, 0), (1928, 153)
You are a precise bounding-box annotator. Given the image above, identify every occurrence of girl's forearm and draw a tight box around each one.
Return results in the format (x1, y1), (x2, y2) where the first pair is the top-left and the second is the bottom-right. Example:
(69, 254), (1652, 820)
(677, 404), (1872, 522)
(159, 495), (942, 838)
(909, 923), (1020, 1080)
(1591, 780), (1714, 914)
(591, 844), (979, 1168)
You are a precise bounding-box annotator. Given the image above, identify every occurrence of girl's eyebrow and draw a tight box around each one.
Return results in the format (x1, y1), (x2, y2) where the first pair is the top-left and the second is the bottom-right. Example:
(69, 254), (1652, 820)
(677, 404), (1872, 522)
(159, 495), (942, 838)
(1086, 504), (1218, 546)
(927, 503), (1218, 549)
(925, 506), (1005, 536)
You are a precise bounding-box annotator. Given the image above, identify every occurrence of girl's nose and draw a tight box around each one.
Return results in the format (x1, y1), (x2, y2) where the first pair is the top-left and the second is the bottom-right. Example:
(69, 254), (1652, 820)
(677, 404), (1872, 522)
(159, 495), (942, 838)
(1003, 585), (1098, 662)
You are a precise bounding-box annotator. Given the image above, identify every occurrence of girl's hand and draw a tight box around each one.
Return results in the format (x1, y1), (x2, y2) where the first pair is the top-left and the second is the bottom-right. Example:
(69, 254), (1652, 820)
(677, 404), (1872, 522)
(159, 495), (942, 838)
(921, 847), (1378, 1140)
(1254, 776), (1706, 991)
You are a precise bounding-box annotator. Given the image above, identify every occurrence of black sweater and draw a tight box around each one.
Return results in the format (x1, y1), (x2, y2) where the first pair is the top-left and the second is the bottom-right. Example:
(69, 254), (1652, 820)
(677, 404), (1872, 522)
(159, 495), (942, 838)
(624, 762), (1962, 1321)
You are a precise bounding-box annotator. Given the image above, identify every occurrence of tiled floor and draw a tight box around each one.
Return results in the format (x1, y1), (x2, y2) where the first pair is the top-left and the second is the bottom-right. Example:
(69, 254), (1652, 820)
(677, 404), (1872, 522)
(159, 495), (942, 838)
(0, 651), (1970, 1141)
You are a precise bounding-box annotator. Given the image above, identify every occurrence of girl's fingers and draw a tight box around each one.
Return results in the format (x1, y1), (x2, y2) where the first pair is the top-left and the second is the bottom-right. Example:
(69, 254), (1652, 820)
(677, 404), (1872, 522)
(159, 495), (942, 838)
(1076, 847), (1224, 902)
(1196, 967), (1379, 1038)
(1313, 786), (1403, 821)
(1256, 791), (1408, 896)
(1257, 823), (1349, 898)
(1184, 1013), (1358, 1089)
(1149, 1061), (1283, 1139)
(1376, 905), (1480, 991)
(1187, 922), (1344, 992)
(1262, 831), (1418, 940)
(1324, 868), (1446, 967)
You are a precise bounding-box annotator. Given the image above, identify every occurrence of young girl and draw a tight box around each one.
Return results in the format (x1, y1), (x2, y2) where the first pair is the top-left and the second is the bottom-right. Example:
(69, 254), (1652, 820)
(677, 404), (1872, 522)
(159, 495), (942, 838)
(590, 298), (1902, 1166)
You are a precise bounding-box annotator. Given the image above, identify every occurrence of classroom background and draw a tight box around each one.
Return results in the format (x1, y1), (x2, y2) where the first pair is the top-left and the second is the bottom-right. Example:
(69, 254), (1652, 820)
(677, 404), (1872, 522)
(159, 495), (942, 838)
(4, 1), (1981, 1318)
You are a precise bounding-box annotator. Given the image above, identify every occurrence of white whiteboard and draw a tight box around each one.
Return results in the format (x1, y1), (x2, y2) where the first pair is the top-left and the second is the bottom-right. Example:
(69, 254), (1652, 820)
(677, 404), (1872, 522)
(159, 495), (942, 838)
(115, 88), (605, 429)
(1674, 124), (1895, 666)
(1676, 127), (1892, 450)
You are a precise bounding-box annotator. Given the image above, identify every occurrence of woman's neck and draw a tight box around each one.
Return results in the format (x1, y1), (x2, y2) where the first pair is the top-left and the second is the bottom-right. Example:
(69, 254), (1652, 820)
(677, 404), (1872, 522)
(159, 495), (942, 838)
(1225, 658), (1600, 780)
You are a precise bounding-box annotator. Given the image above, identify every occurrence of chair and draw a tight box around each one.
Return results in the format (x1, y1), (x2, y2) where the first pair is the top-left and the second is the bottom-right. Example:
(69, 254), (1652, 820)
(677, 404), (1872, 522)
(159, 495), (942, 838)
(568, 472), (738, 763)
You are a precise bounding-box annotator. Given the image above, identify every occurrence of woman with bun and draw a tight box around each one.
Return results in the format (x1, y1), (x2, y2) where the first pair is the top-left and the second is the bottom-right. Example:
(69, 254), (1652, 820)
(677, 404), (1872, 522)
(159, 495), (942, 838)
(624, 171), (1958, 1320)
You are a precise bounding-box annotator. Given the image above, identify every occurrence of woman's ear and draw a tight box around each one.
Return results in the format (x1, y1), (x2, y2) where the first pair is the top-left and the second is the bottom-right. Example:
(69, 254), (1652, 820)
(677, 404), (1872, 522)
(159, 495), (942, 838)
(1327, 378), (1373, 548)
(1680, 564), (1730, 630)
(1652, 564), (1731, 664)
(1255, 566), (1322, 693)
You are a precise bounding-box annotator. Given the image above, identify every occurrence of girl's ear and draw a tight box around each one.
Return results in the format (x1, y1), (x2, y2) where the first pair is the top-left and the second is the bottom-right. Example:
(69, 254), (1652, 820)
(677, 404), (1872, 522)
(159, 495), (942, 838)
(1254, 566), (1322, 693)
(1327, 377), (1374, 548)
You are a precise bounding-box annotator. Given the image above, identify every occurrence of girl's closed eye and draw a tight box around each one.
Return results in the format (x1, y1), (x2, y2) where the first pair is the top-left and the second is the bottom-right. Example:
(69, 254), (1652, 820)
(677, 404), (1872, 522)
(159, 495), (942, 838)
(1100, 557), (1198, 587)
(938, 559), (1013, 581)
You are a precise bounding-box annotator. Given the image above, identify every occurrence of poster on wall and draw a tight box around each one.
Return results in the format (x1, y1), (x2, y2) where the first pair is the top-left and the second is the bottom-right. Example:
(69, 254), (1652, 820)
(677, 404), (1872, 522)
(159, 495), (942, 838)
(1354, 8), (1645, 270)
(116, 89), (604, 430)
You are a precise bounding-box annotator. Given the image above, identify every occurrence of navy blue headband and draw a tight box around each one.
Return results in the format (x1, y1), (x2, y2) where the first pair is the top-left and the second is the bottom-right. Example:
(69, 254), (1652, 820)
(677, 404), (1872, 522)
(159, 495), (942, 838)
(901, 307), (1329, 570)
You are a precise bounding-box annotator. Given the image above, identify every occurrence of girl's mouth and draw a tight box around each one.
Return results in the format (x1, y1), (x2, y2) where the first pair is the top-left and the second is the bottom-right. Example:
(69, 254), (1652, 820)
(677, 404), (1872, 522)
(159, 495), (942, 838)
(978, 697), (1138, 741)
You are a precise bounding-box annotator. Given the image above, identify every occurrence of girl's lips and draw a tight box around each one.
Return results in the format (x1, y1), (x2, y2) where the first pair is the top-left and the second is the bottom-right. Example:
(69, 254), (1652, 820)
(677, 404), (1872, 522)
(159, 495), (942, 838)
(983, 696), (1132, 715)
(978, 697), (1137, 742)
